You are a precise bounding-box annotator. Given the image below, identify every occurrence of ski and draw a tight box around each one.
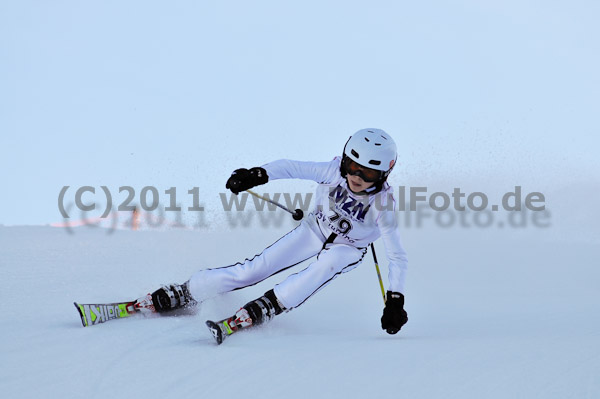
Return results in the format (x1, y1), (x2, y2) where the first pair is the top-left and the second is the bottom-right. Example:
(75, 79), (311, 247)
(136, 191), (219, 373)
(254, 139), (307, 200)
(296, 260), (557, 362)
(205, 318), (237, 345)
(74, 294), (155, 327)
(206, 307), (254, 345)
(205, 320), (226, 344)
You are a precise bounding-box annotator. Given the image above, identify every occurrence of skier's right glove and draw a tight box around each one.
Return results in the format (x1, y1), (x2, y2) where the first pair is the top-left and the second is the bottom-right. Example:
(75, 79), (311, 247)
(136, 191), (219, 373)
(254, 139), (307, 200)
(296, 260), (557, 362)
(381, 291), (408, 334)
(225, 167), (269, 195)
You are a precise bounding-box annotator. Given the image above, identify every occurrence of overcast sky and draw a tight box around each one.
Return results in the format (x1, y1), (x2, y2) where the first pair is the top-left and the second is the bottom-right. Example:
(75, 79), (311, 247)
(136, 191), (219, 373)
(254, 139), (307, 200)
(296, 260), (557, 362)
(1, 1), (598, 226)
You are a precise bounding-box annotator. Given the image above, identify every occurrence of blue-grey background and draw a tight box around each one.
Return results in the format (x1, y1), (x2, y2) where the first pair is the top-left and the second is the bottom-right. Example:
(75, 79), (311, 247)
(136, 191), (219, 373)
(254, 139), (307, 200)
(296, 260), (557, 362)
(1, 1), (598, 229)
(1, 3), (600, 399)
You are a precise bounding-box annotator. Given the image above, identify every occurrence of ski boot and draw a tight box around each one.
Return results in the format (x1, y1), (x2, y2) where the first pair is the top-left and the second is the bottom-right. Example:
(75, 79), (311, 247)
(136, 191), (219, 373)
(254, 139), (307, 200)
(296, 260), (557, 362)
(135, 281), (196, 313)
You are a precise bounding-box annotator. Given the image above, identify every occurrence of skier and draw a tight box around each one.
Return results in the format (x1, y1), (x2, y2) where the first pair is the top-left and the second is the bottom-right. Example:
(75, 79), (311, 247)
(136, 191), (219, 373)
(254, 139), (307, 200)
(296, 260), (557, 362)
(147, 128), (409, 343)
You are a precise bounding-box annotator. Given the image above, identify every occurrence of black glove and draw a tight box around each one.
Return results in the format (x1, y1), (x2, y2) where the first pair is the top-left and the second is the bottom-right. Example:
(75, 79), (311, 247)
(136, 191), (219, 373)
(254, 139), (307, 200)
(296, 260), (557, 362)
(225, 167), (269, 195)
(381, 291), (408, 334)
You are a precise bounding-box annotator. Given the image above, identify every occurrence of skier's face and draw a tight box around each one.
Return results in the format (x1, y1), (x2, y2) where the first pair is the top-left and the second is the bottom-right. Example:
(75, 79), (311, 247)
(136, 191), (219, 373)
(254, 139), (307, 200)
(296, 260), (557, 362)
(347, 174), (375, 193)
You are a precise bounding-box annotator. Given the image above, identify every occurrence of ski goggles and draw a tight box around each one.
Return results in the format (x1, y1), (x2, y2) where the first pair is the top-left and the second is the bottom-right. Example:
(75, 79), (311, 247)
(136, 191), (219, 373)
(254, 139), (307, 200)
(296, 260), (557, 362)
(343, 157), (383, 182)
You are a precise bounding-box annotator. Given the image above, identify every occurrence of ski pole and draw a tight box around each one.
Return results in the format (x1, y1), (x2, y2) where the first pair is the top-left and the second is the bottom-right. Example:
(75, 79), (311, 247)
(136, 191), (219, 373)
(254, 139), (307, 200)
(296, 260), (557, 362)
(370, 243), (386, 304)
(245, 189), (304, 221)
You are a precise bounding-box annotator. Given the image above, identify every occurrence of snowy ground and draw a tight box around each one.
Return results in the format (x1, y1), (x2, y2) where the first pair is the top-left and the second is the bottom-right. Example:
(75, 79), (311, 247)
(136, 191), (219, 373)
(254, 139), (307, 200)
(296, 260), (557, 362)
(1, 221), (598, 399)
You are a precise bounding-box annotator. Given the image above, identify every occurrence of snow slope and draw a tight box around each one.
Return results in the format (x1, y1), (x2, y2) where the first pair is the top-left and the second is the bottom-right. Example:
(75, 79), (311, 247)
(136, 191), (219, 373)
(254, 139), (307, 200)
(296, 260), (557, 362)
(1, 221), (598, 399)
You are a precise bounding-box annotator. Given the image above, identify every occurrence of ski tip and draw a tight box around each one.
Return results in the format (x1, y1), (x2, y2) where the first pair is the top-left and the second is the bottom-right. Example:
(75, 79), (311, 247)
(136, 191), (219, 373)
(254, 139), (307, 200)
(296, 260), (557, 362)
(205, 320), (224, 345)
(73, 302), (87, 327)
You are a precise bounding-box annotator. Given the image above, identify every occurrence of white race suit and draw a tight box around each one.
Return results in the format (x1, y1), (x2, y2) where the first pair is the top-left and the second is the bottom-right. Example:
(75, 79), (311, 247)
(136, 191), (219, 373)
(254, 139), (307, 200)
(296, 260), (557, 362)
(187, 157), (408, 310)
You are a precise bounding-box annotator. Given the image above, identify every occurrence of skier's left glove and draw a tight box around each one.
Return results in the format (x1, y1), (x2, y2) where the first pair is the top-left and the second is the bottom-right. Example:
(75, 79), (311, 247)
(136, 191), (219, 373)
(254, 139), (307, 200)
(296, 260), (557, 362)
(381, 291), (408, 334)
(226, 167), (269, 195)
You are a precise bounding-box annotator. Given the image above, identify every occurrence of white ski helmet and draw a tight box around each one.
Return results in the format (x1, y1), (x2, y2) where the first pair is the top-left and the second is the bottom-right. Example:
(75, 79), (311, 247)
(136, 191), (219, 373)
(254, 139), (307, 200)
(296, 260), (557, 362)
(343, 128), (397, 179)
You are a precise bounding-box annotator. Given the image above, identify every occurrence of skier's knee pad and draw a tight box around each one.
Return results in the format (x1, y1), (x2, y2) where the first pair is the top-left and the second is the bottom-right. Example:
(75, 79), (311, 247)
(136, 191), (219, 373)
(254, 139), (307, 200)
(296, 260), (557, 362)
(243, 289), (286, 325)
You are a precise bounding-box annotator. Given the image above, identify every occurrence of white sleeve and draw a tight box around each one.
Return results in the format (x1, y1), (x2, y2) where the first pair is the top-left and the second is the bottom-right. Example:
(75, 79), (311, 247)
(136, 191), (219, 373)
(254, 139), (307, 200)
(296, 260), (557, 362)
(376, 194), (409, 294)
(261, 157), (340, 184)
